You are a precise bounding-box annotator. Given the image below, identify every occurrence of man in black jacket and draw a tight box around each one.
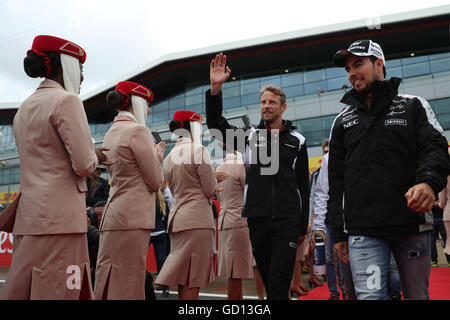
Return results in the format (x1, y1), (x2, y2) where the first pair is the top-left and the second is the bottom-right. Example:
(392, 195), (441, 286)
(328, 40), (450, 299)
(205, 53), (310, 300)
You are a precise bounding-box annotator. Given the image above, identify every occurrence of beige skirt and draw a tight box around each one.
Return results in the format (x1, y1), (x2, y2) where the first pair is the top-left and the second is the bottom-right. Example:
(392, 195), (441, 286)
(155, 228), (215, 289)
(444, 221), (450, 255)
(94, 229), (150, 300)
(0, 233), (93, 300)
(218, 227), (254, 279)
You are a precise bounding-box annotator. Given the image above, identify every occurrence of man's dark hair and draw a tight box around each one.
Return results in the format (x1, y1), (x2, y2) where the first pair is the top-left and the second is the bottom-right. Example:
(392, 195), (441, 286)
(369, 56), (387, 78)
(94, 200), (107, 208)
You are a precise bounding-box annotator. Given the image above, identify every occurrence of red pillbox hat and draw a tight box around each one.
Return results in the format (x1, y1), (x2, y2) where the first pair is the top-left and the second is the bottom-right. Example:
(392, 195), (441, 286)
(28, 35), (86, 63)
(173, 110), (203, 122)
(115, 81), (154, 105)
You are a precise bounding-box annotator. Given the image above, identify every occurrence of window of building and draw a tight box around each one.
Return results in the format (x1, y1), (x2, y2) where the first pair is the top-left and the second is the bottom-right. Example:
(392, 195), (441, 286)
(327, 77), (350, 91)
(304, 80), (326, 95)
(223, 96), (241, 110)
(152, 110), (169, 123)
(325, 67), (347, 79)
(189, 103), (203, 115)
(241, 93), (260, 106)
(186, 94), (203, 106)
(281, 72), (303, 87)
(284, 84), (304, 98)
(386, 66), (403, 79)
(169, 95), (185, 110)
(260, 75), (281, 88)
(385, 58), (402, 68)
(293, 114), (338, 147)
(304, 69), (326, 83)
(401, 55), (428, 65)
(223, 85), (241, 98)
(430, 57), (450, 74)
(402, 62), (430, 78)
(241, 79), (260, 95)
(152, 100), (169, 113)
(186, 86), (202, 96)
(429, 97), (450, 130)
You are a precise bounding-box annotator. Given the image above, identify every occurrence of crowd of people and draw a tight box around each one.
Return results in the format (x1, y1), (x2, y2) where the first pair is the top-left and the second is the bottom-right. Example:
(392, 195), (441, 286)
(0, 34), (449, 300)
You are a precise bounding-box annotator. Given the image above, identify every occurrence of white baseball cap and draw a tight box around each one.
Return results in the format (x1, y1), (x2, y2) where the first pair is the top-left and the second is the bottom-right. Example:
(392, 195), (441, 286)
(333, 39), (385, 67)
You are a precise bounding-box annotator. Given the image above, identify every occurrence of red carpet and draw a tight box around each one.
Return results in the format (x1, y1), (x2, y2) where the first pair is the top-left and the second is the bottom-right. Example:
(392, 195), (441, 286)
(298, 267), (450, 300)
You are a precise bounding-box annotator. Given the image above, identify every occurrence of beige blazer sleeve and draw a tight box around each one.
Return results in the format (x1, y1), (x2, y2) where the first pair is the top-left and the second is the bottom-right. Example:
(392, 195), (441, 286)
(196, 146), (217, 199)
(130, 125), (163, 192)
(238, 162), (246, 188)
(54, 94), (97, 177)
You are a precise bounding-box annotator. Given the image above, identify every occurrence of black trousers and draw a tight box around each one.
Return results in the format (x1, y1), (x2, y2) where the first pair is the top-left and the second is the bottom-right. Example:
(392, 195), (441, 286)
(247, 217), (301, 300)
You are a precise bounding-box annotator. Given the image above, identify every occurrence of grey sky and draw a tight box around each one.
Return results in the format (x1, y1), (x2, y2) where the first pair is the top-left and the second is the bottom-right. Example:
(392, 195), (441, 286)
(0, 0), (448, 105)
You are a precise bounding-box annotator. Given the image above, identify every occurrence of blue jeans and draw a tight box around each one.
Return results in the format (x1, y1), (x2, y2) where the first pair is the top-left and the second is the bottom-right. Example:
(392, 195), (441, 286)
(388, 252), (402, 299)
(325, 223), (356, 299)
(348, 232), (431, 300)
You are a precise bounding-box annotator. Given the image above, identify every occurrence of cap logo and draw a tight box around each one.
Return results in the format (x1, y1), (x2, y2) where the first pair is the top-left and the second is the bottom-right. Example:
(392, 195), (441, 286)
(131, 85), (150, 97)
(190, 114), (202, 121)
(59, 42), (84, 57)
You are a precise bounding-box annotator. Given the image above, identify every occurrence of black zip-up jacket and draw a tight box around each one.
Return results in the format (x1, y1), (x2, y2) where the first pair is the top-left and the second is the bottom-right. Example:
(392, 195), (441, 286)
(206, 90), (310, 235)
(328, 77), (450, 243)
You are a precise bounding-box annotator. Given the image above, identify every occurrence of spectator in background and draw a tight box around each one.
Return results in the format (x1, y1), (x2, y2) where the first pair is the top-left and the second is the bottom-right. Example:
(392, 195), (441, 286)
(313, 151), (356, 300)
(86, 165), (110, 207)
(162, 180), (174, 210)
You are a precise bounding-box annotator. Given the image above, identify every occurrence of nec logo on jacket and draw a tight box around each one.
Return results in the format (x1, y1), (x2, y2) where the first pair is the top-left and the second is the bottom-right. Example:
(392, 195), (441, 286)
(343, 119), (358, 129)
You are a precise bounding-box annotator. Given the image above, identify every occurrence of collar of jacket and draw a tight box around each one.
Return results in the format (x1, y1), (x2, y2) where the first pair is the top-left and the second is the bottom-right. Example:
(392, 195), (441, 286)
(256, 119), (296, 134)
(36, 78), (64, 91)
(176, 137), (193, 145)
(114, 115), (136, 122)
(340, 77), (402, 113)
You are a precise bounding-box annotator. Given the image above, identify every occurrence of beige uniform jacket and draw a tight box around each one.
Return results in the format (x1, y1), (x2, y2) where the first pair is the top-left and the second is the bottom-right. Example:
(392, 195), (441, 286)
(100, 115), (163, 231)
(163, 137), (217, 233)
(439, 175), (450, 221)
(12, 79), (97, 235)
(216, 153), (248, 230)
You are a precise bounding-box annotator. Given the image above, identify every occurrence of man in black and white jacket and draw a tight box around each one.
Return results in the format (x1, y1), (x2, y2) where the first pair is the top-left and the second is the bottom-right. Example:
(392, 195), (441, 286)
(205, 53), (310, 300)
(328, 40), (450, 300)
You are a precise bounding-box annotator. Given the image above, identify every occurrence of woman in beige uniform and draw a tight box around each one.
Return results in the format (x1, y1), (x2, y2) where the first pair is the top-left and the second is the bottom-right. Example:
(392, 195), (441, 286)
(155, 110), (219, 300)
(440, 148), (450, 259)
(216, 149), (254, 300)
(94, 81), (164, 300)
(0, 35), (107, 300)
